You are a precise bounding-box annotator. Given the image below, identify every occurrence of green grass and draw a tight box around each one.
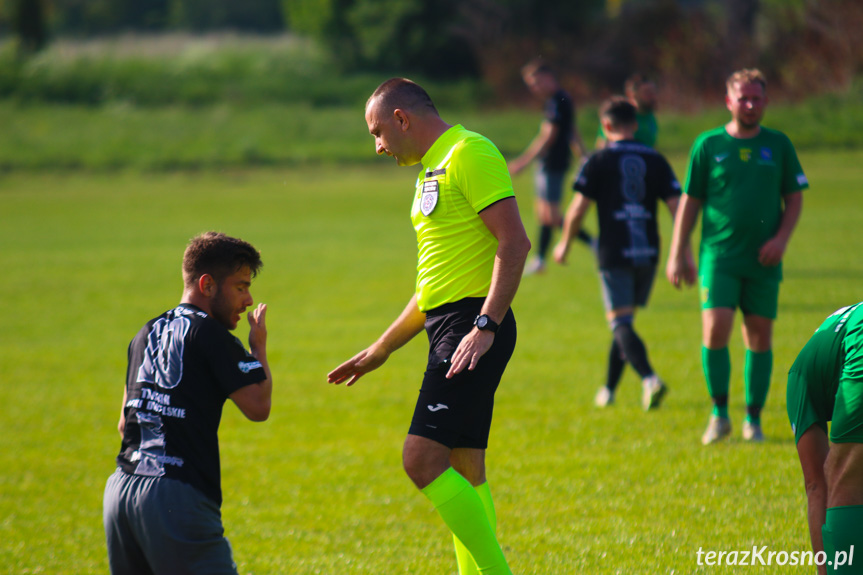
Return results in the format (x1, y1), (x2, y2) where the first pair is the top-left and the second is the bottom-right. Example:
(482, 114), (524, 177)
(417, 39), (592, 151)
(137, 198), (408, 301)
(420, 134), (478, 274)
(4, 95), (863, 172)
(1, 151), (861, 573)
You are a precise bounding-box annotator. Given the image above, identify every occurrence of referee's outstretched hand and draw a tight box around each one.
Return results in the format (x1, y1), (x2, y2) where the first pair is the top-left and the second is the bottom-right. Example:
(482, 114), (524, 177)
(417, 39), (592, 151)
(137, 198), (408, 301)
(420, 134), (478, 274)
(327, 344), (390, 387)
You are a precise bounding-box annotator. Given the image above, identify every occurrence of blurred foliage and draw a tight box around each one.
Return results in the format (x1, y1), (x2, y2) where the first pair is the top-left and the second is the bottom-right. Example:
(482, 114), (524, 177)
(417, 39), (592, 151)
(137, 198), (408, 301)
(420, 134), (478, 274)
(576, 0), (863, 105)
(287, 0), (480, 79)
(0, 34), (492, 108)
(0, 1), (861, 105)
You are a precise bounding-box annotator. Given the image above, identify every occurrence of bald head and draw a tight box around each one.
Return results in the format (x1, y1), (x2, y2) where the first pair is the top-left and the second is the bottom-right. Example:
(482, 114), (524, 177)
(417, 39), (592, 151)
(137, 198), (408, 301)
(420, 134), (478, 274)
(366, 77), (439, 118)
(364, 78), (450, 167)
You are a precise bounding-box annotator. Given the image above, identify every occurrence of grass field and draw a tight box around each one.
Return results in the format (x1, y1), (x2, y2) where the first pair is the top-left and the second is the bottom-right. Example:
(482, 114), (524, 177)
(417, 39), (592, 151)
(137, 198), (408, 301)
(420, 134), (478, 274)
(1, 149), (861, 574)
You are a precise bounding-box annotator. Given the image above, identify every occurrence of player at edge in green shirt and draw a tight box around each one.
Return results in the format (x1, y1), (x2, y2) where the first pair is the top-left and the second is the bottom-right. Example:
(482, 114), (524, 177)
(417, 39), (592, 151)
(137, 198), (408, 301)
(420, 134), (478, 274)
(788, 303), (863, 575)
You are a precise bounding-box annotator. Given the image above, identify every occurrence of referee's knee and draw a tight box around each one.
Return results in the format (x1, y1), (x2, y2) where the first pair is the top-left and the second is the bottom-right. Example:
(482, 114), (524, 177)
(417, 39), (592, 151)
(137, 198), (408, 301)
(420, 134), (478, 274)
(402, 435), (451, 489)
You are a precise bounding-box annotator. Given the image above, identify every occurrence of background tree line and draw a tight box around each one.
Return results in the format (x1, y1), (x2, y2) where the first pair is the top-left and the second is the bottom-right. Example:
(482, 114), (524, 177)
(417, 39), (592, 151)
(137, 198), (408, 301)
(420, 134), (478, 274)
(1, 0), (861, 103)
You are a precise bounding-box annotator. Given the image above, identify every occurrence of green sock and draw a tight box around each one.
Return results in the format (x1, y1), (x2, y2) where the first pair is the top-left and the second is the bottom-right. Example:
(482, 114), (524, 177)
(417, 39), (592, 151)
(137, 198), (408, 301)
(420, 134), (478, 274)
(702, 346), (730, 418)
(744, 349), (773, 424)
(823, 523), (836, 575)
(454, 482), (498, 575)
(422, 468), (511, 575)
(826, 506), (863, 574)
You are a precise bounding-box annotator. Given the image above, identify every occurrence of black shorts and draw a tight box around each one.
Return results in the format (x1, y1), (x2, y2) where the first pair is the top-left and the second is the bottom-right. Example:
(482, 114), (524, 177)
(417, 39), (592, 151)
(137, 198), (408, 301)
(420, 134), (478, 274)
(408, 298), (517, 449)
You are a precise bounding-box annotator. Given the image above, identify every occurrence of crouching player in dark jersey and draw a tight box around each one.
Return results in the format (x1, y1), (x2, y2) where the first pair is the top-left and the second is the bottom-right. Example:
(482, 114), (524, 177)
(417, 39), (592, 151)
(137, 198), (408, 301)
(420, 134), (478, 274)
(104, 232), (272, 575)
(789, 303), (863, 575)
(554, 96), (686, 410)
(328, 78), (530, 575)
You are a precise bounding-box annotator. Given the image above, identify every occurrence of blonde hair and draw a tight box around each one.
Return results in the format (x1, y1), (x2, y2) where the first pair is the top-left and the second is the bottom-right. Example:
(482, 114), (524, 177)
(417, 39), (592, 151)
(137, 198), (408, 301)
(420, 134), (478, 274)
(726, 68), (767, 92)
(521, 58), (555, 80)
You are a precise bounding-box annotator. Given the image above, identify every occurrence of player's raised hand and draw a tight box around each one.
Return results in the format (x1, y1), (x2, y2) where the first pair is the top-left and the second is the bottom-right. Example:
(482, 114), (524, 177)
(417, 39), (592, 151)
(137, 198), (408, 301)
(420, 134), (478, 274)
(328, 344), (390, 387)
(247, 303), (268, 353)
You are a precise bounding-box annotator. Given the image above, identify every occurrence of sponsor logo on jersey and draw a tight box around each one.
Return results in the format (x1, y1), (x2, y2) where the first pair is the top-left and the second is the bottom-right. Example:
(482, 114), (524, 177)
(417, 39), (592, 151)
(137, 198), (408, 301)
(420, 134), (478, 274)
(238, 360), (262, 373)
(427, 403), (449, 412)
(759, 147), (773, 162)
(714, 153), (729, 164)
(797, 174), (809, 187)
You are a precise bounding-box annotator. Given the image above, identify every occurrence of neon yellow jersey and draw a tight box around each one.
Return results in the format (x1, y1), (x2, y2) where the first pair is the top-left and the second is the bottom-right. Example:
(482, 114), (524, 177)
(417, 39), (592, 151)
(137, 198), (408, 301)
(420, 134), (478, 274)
(411, 125), (514, 312)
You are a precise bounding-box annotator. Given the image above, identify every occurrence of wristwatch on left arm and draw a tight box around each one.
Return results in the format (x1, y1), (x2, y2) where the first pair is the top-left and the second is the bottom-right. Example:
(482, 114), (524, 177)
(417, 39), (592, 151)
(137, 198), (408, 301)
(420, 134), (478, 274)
(474, 314), (499, 333)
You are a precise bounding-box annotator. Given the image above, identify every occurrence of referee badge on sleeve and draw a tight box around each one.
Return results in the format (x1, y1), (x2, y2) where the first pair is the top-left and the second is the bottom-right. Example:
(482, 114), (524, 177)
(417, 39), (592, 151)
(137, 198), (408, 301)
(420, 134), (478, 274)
(421, 179), (439, 216)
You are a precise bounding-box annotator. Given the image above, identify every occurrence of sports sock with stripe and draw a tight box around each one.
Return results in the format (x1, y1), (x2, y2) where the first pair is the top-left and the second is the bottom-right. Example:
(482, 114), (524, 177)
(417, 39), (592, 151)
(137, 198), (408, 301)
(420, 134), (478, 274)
(605, 339), (626, 392)
(744, 349), (772, 424)
(612, 319), (652, 379)
(702, 346), (730, 418)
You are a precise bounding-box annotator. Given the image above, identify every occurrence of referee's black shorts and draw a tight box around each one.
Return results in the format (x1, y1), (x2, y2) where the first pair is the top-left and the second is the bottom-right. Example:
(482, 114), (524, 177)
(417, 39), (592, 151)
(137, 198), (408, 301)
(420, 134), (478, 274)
(408, 297), (517, 449)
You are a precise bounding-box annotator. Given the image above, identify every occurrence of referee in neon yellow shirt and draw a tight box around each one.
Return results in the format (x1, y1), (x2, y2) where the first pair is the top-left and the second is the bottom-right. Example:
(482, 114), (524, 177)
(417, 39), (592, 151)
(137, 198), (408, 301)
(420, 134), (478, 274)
(328, 78), (530, 575)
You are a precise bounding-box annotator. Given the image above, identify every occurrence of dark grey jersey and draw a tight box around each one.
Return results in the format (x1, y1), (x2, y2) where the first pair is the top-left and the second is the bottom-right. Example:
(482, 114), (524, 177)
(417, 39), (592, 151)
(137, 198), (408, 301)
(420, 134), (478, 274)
(574, 140), (680, 268)
(117, 304), (265, 504)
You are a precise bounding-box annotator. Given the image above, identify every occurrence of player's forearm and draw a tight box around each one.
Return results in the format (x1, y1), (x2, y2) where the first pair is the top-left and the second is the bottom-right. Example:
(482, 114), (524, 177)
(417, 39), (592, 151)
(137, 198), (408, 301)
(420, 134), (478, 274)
(118, 388), (128, 436)
(561, 198), (588, 245)
(774, 191), (803, 244)
(481, 236), (531, 323)
(669, 195), (701, 260)
(375, 295), (426, 355)
(513, 124), (556, 170)
(806, 488), (827, 575)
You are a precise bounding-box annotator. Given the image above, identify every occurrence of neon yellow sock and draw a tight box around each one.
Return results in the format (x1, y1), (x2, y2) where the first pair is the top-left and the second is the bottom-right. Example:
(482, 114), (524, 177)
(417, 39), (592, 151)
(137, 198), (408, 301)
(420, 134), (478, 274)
(422, 469), (511, 575)
(454, 482), (498, 575)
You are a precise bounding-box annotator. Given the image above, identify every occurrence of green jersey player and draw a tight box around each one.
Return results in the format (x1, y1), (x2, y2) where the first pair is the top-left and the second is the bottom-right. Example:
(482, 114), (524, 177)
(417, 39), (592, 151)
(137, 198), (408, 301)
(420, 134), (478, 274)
(666, 68), (807, 445)
(788, 303), (863, 575)
(595, 73), (659, 150)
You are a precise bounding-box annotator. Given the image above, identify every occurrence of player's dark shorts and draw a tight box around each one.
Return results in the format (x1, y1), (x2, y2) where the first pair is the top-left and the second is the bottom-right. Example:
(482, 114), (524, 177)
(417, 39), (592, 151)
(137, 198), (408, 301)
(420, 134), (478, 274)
(599, 266), (656, 313)
(104, 469), (238, 575)
(408, 297), (516, 450)
(534, 167), (566, 204)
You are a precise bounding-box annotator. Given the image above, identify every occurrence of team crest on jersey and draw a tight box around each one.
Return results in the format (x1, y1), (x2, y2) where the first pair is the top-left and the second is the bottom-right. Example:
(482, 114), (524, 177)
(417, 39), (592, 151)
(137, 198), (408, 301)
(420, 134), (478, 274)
(421, 179), (439, 216)
(739, 148), (752, 162)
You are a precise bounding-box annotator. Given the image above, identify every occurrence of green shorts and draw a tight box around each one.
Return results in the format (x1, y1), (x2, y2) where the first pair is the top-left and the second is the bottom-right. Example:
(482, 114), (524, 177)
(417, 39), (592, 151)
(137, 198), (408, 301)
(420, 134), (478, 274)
(786, 369), (831, 444)
(699, 266), (780, 319)
(787, 324), (841, 444)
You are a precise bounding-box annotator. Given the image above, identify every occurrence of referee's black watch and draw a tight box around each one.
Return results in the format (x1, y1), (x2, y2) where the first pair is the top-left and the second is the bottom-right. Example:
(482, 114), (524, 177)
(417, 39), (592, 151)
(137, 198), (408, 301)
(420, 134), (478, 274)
(474, 314), (499, 333)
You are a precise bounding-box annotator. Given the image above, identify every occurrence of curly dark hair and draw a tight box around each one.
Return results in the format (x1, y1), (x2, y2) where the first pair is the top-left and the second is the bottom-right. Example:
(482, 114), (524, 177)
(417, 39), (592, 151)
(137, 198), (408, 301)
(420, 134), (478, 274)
(182, 231), (262, 287)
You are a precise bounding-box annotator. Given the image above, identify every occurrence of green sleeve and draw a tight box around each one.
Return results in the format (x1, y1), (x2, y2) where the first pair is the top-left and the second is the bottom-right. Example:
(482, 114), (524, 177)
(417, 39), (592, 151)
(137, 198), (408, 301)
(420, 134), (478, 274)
(684, 136), (709, 199)
(781, 135), (809, 195)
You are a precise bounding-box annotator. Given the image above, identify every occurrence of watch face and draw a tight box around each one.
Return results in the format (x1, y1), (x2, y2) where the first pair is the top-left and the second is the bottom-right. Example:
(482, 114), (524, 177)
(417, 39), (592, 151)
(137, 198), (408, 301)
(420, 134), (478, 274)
(477, 316), (488, 328)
